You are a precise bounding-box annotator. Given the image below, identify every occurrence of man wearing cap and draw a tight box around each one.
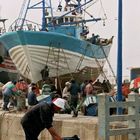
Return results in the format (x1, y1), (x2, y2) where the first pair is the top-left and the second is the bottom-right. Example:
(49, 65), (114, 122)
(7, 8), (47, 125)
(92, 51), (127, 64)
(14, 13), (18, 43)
(21, 98), (66, 140)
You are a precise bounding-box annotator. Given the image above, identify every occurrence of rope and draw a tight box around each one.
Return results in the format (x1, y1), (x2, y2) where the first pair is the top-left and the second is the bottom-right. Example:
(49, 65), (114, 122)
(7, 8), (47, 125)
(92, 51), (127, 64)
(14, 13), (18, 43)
(41, 42), (52, 83)
(79, 43), (116, 90)
(99, 45), (117, 84)
(86, 45), (107, 80)
(74, 44), (89, 73)
(61, 49), (73, 79)
(56, 46), (63, 93)
(99, 0), (107, 20)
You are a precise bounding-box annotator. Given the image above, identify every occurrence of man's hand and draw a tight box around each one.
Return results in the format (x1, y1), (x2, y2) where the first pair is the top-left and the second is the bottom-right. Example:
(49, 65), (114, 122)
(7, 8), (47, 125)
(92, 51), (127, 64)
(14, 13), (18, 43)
(48, 127), (63, 140)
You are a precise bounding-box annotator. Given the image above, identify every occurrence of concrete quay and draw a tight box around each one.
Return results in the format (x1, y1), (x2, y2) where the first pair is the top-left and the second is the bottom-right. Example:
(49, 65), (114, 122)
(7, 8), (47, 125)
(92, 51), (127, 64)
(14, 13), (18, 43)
(0, 111), (128, 140)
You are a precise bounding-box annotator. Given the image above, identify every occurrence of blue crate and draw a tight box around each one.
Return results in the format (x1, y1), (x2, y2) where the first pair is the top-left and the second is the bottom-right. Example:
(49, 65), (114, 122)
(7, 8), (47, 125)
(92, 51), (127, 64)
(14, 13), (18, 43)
(37, 95), (52, 103)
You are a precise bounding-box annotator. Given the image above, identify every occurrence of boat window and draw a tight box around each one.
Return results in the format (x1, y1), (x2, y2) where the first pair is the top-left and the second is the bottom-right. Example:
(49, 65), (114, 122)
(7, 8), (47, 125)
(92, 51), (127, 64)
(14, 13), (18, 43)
(65, 17), (69, 23)
(70, 17), (74, 22)
(58, 18), (64, 24)
(53, 20), (57, 25)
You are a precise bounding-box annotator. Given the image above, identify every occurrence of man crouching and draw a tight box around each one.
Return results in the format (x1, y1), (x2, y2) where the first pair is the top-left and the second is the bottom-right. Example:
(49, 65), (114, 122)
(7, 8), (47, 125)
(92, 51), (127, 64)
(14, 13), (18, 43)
(21, 98), (66, 140)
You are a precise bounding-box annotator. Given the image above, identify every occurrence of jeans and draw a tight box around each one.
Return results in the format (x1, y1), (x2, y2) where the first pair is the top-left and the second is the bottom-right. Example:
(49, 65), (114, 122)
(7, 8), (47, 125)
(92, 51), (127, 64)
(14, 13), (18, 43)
(3, 94), (10, 110)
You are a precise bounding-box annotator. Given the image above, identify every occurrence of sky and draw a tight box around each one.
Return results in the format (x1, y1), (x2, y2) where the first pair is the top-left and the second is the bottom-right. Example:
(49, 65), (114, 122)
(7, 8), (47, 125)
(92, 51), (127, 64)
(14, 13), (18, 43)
(0, 0), (140, 81)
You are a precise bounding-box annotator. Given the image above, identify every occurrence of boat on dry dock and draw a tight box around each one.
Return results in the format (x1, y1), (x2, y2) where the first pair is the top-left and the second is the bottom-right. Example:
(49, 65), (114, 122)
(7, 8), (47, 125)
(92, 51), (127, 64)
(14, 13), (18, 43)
(0, 0), (113, 84)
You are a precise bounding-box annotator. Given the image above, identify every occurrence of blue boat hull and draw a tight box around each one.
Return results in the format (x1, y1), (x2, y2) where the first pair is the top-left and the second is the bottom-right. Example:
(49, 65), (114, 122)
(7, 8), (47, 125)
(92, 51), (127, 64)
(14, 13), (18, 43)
(0, 30), (112, 82)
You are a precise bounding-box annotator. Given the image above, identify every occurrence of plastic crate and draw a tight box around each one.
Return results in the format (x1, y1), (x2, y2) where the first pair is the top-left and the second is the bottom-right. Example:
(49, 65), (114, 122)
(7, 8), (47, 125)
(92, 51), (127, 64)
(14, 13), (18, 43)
(37, 95), (52, 103)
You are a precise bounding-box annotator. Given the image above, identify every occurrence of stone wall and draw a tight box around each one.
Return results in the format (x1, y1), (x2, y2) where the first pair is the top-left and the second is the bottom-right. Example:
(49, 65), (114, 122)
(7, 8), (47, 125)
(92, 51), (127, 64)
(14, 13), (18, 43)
(0, 111), (128, 140)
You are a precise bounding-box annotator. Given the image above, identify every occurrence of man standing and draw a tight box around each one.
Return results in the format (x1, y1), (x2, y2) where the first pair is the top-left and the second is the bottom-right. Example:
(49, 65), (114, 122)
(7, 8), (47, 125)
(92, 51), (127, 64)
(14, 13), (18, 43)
(21, 98), (66, 140)
(16, 78), (28, 111)
(41, 65), (49, 81)
(69, 79), (80, 117)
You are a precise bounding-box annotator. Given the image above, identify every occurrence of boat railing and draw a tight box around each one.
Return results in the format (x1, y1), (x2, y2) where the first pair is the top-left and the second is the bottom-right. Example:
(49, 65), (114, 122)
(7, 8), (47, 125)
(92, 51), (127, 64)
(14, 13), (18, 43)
(0, 18), (7, 35)
(0, 27), (6, 35)
(8, 18), (42, 32)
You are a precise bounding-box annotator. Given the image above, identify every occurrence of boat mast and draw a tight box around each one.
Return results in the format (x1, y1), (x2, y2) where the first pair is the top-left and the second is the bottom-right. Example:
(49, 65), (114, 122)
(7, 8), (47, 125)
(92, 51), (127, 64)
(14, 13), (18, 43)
(41, 0), (47, 31)
(48, 0), (54, 28)
(77, 0), (81, 13)
(20, 0), (31, 30)
(17, 0), (48, 31)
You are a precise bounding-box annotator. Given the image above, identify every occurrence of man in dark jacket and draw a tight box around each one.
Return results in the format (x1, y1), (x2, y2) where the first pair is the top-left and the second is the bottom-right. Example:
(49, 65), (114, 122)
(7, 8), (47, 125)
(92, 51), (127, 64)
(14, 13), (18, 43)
(21, 98), (66, 140)
(27, 87), (38, 106)
(69, 79), (80, 117)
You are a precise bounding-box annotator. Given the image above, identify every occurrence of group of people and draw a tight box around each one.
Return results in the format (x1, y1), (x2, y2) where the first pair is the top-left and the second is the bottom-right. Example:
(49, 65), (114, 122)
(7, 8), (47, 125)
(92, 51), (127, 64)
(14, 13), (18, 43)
(1, 77), (133, 140)
(0, 77), (112, 115)
(1, 77), (131, 116)
(1, 78), (40, 111)
(1, 78), (68, 140)
(87, 33), (114, 46)
(61, 78), (133, 116)
(61, 79), (112, 117)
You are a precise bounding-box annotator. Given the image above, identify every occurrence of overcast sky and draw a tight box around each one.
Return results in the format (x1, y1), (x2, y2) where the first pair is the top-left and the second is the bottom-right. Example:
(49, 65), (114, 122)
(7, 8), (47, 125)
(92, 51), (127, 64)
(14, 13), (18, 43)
(0, 0), (140, 80)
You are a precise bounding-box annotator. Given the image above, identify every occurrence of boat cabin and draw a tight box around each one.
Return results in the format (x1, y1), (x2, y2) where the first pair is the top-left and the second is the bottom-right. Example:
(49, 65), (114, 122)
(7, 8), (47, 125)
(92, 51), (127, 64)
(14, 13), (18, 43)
(46, 11), (88, 39)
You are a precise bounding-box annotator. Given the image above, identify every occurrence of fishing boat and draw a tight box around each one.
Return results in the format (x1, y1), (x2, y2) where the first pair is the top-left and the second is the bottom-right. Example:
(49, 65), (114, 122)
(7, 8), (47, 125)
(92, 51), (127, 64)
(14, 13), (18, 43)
(0, 19), (18, 83)
(0, 0), (113, 84)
